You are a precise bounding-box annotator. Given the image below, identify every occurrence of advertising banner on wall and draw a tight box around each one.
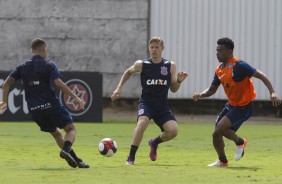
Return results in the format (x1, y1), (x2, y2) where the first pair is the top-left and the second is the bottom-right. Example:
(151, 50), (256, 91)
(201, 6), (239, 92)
(0, 72), (102, 122)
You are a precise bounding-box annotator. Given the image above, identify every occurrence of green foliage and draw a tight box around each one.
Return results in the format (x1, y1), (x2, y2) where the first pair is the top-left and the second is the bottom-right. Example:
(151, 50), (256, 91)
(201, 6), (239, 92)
(0, 120), (282, 184)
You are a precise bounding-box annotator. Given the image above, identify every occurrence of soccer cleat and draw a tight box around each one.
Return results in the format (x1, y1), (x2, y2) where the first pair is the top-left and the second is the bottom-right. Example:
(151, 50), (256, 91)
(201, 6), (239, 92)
(208, 160), (228, 167)
(125, 156), (135, 166)
(235, 138), (247, 161)
(60, 150), (78, 168)
(148, 138), (158, 161)
(77, 161), (90, 168)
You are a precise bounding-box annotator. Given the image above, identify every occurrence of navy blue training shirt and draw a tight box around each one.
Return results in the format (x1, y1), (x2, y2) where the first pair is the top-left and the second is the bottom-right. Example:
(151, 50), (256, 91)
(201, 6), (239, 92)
(9, 55), (62, 111)
(140, 58), (171, 104)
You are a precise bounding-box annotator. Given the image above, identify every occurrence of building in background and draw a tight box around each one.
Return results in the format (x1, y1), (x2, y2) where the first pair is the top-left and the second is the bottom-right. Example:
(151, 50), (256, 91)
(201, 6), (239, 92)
(0, 0), (148, 98)
(151, 0), (282, 101)
(0, 0), (281, 117)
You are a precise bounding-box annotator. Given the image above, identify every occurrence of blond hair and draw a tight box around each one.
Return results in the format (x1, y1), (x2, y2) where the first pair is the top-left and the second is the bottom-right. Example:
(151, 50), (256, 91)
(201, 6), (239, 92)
(149, 37), (164, 47)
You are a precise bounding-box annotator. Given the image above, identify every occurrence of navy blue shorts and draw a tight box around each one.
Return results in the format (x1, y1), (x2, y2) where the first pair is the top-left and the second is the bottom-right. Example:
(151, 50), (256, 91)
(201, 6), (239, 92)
(137, 102), (176, 131)
(216, 102), (253, 131)
(31, 105), (73, 132)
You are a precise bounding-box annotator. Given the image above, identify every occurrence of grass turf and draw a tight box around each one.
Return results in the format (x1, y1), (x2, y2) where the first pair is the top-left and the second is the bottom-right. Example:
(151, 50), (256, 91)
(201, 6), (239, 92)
(0, 118), (282, 184)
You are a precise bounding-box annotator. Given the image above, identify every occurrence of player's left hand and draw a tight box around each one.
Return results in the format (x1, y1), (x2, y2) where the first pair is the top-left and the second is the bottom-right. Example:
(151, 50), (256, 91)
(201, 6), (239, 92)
(74, 98), (85, 110)
(177, 71), (188, 83)
(270, 92), (281, 107)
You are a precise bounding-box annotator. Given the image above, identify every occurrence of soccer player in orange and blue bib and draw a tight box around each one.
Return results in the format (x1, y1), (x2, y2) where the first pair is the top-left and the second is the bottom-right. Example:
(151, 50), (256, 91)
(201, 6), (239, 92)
(193, 37), (281, 167)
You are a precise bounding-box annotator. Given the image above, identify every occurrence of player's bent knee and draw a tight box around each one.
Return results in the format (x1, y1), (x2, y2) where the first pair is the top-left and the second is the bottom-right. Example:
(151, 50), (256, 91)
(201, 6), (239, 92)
(165, 128), (178, 139)
(163, 121), (178, 139)
(212, 129), (222, 138)
(63, 124), (76, 132)
(137, 117), (150, 129)
(170, 129), (178, 138)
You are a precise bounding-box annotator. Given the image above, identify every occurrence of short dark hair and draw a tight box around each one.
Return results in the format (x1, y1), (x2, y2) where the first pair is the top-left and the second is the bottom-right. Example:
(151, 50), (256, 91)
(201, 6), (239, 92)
(217, 37), (234, 50)
(31, 38), (46, 51)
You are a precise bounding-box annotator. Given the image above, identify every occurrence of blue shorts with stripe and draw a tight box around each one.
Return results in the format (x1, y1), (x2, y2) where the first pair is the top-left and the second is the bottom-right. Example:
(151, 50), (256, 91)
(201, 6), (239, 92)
(137, 102), (176, 131)
(216, 101), (253, 132)
(31, 104), (73, 132)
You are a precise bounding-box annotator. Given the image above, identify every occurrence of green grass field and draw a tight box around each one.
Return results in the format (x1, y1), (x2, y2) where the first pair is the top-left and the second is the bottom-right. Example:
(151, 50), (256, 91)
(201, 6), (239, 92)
(0, 118), (282, 184)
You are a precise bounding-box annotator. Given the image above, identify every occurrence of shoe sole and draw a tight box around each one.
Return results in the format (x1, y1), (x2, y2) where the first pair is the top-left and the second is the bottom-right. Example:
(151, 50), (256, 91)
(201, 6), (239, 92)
(77, 162), (90, 168)
(208, 161), (228, 167)
(208, 163), (228, 167)
(235, 139), (247, 161)
(60, 151), (78, 168)
(125, 162), (134, 166)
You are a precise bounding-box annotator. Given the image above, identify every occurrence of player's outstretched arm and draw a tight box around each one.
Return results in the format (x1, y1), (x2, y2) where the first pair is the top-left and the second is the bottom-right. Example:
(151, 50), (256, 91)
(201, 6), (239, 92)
(54, 78), (85, 109)
(111, 60), (142, 101)
(192, 85), (218, 102)
(170, 62), (188, 93)
(252, 70), (281, 107)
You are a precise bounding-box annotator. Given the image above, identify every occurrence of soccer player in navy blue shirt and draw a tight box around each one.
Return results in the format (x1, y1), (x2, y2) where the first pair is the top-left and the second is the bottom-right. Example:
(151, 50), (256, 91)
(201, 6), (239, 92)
(111, 37), (188, 165)
(0, 38), (89, 168)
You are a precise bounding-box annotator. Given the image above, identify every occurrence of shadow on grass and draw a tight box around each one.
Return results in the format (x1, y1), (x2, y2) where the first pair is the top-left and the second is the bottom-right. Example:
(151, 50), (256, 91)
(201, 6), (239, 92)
(28, 167), (78, 171)
(138, 163), (188, 167)
(226, 166), (261, 171)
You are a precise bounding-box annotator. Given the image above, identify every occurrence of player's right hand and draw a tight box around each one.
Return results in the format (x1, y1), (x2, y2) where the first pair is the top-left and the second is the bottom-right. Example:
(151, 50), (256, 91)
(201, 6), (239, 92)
(192, 93), (201, 102)
(111, 89), (121, 101)
(0, 102), (7, 114)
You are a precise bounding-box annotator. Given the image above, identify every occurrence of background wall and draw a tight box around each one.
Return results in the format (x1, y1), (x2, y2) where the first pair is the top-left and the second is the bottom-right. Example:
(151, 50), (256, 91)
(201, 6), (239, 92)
(0, 0), (147, 98)
(151, 0), (282, 100)
(0, 0), (281, 104)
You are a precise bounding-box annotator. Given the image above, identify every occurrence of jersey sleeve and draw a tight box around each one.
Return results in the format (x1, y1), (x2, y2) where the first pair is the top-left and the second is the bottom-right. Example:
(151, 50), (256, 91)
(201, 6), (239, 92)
(49, 61), (62, 80)
(211, 72), (221, 86)
(9, 64), (22, 80)
(232, 61), (256, 82)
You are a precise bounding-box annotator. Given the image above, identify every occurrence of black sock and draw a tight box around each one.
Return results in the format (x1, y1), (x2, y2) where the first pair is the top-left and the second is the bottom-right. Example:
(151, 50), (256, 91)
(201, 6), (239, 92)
(219, 156), (228, 163)
(62, 141), (72, 152)
(129, 145), (138, 158)
(69, 149), (82, 162)
(236, 137), (244, 145)
(153, 135), (163, 146)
